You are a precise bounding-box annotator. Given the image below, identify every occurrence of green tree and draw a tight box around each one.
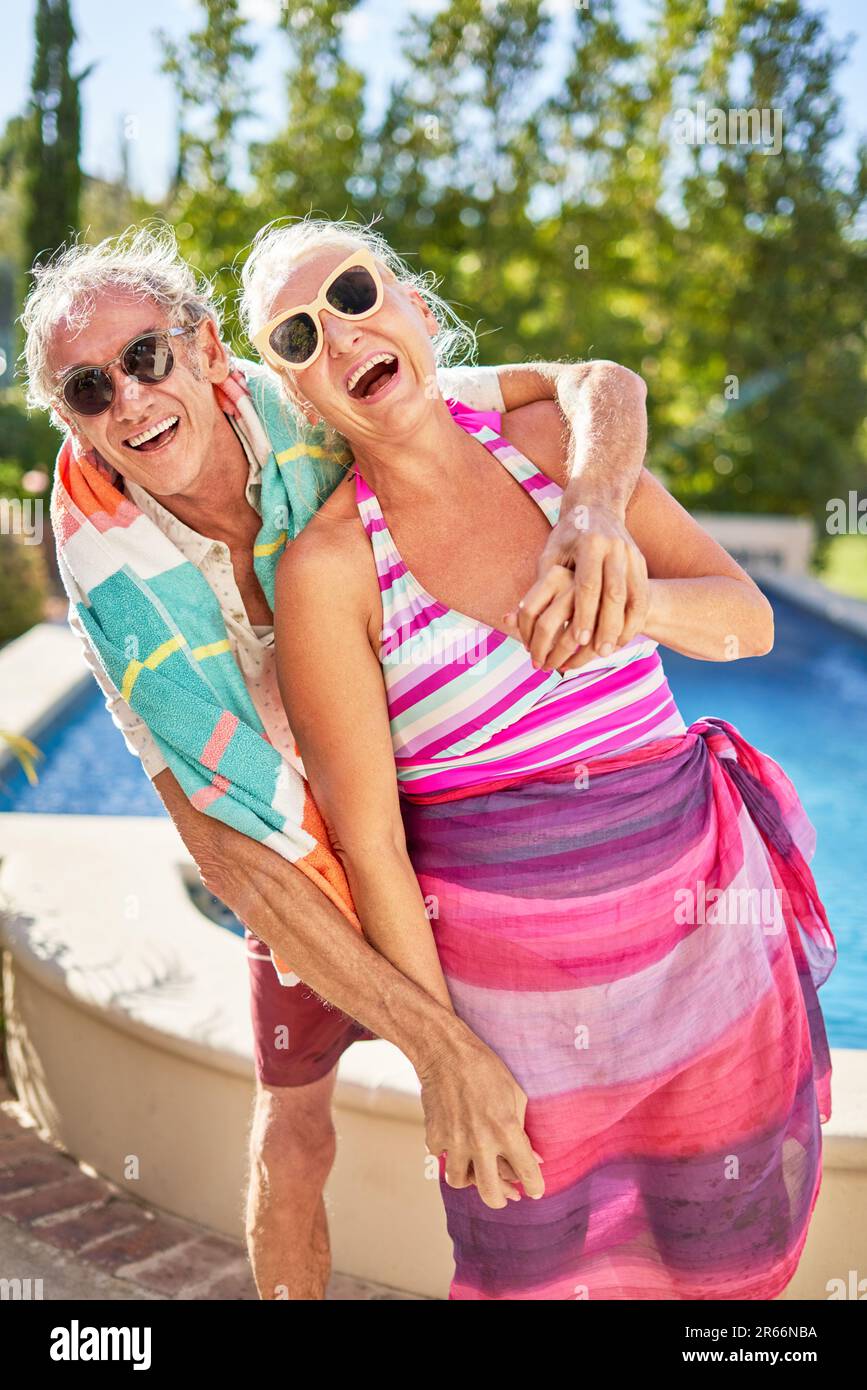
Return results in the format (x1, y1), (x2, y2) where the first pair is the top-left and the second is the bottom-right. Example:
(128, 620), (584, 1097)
(250, 0), (366, 228)
(527, 0), (649, 369)
(22, 0), (89, 273)
(161, 0), (260, 348)
(652, 0), (867, 531)
(153, 0), (866, 535)
(368, 0), (551, 359)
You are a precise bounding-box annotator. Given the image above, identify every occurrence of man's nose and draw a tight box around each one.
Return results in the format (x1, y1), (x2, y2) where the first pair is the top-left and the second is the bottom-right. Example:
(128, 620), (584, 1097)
(110, 363), (147, 418)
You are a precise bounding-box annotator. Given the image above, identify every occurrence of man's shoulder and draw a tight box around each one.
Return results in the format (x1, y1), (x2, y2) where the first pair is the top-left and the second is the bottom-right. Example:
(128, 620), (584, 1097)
(232, 355), (275, 394)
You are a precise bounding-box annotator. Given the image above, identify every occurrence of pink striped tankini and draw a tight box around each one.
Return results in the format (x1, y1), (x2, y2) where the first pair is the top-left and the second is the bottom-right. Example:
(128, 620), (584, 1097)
(353, 398), (836, 1301)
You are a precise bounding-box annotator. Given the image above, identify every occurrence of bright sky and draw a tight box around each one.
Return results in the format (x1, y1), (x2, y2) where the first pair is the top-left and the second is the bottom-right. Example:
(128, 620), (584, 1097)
(0, 0), (864, 202)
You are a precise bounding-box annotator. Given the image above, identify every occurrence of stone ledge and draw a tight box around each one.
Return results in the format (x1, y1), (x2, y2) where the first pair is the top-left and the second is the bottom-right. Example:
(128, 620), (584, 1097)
(0, 1080), (424, 1299)
(0, 812), (424, 1124)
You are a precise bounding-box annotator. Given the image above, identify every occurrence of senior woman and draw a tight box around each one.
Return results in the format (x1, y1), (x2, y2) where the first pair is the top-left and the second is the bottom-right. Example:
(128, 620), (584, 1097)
(240, 218), (836, 1301)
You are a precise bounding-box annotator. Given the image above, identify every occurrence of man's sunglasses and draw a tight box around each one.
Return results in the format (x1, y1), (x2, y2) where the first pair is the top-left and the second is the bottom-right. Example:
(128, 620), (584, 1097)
(56, 325), (200, 417)
(252, 249), (384, 372)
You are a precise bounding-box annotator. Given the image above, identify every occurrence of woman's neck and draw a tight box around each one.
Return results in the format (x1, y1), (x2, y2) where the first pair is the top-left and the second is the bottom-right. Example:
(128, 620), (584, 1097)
(347, 395), (481, 507)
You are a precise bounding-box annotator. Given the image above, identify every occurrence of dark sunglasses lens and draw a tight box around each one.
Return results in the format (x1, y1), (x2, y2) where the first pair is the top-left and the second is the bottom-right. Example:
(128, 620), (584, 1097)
(326, 267), (378, 315)
(123, 333), (174, 382)
(64, 369), (113, 416)
(269, 313), (318, 364)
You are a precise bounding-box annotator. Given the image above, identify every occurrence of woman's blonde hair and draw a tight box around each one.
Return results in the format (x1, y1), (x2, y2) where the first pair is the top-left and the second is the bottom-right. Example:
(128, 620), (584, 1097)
(239, 214), (478, 424)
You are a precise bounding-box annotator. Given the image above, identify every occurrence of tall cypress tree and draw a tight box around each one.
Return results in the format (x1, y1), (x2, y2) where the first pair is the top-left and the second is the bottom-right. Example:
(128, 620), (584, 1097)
(23, 0), (88, 273)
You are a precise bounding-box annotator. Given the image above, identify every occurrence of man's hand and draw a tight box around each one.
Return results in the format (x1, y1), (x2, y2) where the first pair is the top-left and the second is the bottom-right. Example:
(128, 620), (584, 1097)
(495, 359), (650, 672)
(418, 1027), (545, 1210)
(504, 502), (650, 671)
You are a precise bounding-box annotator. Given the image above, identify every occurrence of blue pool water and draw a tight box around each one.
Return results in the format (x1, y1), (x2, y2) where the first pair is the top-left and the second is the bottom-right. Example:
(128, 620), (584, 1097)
(2, 592), (865, 1046)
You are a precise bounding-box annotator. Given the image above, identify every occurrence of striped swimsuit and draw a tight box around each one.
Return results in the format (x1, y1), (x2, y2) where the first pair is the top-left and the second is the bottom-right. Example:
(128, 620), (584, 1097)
(354, 397), (687, 793)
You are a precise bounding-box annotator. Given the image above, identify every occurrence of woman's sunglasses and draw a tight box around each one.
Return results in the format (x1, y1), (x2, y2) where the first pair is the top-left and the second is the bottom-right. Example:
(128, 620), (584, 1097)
(252, 249), (384, 372)
(57, 325), (200, 417)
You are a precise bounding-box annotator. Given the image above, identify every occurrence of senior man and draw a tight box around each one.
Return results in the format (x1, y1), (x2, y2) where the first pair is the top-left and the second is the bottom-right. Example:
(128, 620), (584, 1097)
(23, 225), (649, 1300)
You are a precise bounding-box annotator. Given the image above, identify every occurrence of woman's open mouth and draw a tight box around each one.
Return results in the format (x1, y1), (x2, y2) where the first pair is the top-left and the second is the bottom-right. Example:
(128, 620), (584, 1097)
(125, 416), (180, 453)
(345, 353), (400, 404)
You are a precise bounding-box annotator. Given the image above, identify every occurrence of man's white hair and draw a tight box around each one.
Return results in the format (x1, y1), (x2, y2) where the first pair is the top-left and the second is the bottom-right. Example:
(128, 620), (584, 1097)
(20, 223), (222, 421)
(239, 215), (477, 419)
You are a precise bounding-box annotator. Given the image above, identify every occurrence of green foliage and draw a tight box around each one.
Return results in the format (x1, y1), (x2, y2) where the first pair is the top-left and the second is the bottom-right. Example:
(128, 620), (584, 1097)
(21, 0), (90, 273)
(160, 0), (263, 349)
(0, 388), (58, 481)
(251, 0), (366, 232)
(1, 0), (865, 541)
(645, 0), (867, 533)
(818, 535), (867, 600)
(0, 389), (55, 641)
(0, 533), (49, 645)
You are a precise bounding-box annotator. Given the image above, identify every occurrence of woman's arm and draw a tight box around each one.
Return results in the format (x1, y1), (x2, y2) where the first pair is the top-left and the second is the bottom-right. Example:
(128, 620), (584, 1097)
(273, 530), (453, 1010)
(273, 526), (546, 1209)
(626, 469), (774, 661)
(500, 400), (773, 666)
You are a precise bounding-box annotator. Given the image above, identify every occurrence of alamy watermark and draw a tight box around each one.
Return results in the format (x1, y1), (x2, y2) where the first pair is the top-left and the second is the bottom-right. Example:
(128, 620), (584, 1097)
(672, 101), (783, 156)
(0, 497), (44, 545)
(49, 1320), (151, 1369)
(379, 621), (492, 670)
(826, 491), (867, 535)
(674, 880), (783, 932)
(1, 1276), (43, 1299)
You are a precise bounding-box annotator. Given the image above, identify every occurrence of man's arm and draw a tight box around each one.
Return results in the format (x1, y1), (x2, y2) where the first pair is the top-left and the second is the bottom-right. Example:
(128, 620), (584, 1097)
(448, 359), (650, 670)
(493, 360), (650, 672)
(495, 361), (646, 512)
(152, 766), (543, 1202)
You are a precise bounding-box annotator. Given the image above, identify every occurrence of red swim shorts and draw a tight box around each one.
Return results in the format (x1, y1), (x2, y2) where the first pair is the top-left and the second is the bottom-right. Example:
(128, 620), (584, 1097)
(245, 928), (378, 1087)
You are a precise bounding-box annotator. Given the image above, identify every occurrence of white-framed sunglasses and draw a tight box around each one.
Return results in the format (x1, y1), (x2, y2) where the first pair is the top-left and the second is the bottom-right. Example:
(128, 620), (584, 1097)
(252, 249), (385, 372)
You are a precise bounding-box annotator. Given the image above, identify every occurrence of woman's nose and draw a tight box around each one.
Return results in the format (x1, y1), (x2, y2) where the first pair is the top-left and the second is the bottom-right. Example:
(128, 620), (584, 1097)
(322, 311), (363, 354)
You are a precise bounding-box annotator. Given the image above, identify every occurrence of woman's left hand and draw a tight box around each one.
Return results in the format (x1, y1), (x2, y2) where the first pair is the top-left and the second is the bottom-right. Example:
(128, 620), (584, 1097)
(504, 504), (650, 672)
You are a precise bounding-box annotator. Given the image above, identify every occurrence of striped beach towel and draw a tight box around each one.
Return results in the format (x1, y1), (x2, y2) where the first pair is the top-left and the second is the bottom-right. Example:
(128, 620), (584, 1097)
(51, 359), (358, 985)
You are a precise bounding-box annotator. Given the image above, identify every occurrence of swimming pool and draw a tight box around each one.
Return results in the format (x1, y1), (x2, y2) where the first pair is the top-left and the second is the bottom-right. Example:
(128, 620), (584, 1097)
(2, 590), (865, 1046)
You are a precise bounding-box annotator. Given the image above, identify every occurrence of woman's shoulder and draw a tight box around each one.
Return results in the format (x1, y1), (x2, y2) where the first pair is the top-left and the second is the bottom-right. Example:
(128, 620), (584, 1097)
(276, 472), (374, 612)
(498, 398), (569, 489)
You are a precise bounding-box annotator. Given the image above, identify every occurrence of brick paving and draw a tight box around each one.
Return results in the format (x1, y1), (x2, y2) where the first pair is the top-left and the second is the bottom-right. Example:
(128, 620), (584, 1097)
(0, 1077), (423, 1300)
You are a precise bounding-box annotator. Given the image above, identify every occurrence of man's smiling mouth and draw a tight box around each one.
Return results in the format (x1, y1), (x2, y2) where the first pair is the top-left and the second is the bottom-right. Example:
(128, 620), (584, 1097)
(126, 415), (180, 451)
(345, 353), (399, 401)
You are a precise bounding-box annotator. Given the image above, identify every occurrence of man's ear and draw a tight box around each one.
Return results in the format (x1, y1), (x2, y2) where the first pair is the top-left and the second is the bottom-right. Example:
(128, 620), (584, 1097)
(55, 404), (90, 453)
(199, 316), (231, 384)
